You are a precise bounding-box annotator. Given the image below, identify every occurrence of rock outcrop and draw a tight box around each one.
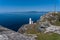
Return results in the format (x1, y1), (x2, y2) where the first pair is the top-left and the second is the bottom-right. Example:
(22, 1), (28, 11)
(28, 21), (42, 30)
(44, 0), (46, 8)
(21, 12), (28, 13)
(44, 25), (60, 34)
(0, 25), (36, 40)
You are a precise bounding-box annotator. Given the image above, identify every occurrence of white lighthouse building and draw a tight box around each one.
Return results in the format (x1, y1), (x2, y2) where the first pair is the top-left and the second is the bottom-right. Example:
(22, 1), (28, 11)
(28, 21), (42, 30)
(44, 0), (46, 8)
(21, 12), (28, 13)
(29, 18), (33, 24)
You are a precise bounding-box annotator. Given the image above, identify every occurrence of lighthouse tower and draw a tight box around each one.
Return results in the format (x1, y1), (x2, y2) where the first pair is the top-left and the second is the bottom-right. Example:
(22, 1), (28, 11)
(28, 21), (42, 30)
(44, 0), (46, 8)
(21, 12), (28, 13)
(29, 18), (33, 24)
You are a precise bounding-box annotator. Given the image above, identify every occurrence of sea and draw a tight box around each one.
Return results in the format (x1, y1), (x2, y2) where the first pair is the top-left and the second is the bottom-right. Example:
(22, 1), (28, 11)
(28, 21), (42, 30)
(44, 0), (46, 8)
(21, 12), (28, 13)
(0, 12), (48, 31)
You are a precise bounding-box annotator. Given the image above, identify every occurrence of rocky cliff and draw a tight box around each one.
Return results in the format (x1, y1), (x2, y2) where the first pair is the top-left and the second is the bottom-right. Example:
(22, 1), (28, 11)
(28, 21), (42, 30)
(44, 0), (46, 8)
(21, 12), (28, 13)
(18, 12), (60, 40)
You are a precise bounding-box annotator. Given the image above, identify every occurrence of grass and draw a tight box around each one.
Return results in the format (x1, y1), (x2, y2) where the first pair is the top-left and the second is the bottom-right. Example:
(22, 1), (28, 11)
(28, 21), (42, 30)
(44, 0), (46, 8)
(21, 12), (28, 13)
(53, 20), (60, 26)
(25, 29), (38, 34)
(36, 33), (60, 40)
(25, 28), (60, 40)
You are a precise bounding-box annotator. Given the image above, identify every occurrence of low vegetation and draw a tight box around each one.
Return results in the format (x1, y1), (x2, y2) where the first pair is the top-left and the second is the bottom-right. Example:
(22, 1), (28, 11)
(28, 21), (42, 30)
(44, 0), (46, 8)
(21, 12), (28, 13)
(37, 33), (60, 40)
(25, 29), (60, 40)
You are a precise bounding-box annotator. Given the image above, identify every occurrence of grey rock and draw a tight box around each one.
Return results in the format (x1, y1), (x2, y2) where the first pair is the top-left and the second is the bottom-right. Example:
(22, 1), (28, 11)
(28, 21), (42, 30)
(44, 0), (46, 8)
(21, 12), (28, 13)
(0, 25), (36, 40)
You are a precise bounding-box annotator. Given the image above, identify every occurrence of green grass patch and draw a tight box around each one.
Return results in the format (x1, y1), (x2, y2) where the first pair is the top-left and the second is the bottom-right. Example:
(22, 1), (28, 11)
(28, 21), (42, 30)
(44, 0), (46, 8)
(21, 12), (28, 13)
(36, 33), (60, 40)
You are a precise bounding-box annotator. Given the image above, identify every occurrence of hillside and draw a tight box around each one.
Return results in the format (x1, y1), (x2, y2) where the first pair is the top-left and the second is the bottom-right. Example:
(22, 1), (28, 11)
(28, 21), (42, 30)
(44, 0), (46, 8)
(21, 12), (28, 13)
(18, 12), (60, 40)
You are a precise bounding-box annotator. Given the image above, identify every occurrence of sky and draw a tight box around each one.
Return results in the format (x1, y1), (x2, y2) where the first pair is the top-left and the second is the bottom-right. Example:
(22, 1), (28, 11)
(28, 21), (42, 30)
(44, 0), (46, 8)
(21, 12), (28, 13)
(0, 0), (59, 12)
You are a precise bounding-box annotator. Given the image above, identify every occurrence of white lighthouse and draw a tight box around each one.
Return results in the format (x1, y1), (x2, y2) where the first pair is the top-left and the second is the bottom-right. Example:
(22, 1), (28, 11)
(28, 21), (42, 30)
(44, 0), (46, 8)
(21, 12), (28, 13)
(29, 18), (33, 24)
